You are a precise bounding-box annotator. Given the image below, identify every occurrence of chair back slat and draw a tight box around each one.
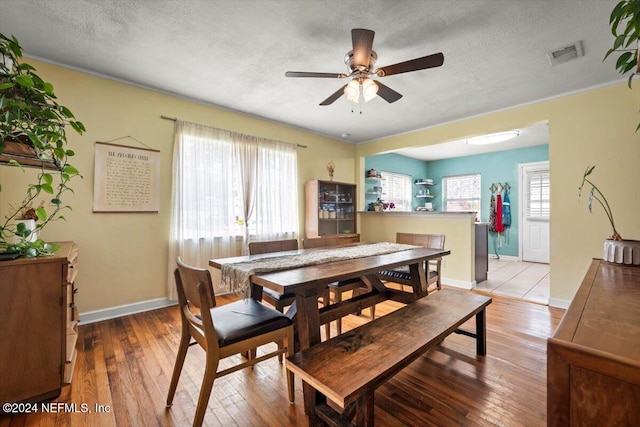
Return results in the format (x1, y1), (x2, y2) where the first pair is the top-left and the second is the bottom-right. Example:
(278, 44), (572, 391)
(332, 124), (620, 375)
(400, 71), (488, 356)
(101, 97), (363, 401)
(302, 235), (360, 249)
(248, 239), (298, 255)
(176, 258), (216, 310)
(396, 232), (445, 250)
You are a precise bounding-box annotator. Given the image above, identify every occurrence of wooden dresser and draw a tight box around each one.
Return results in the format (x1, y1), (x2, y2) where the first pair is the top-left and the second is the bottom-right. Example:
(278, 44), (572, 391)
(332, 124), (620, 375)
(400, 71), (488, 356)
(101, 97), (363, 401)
(0, 242), (79, 407)
(547, 259), (640, 426)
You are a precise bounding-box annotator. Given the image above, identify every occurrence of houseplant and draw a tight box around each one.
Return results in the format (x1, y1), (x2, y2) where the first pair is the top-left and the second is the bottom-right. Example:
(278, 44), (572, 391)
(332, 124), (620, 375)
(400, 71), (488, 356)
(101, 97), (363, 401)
(579, 165), (639, 264)
(604, 0), (640, 130)
(0, 33), (85, 256)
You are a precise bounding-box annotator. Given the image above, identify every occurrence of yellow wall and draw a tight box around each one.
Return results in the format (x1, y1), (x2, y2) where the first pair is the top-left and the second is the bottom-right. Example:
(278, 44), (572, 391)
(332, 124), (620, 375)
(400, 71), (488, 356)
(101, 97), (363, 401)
(0, 59), (354, 313)
(357, 83), (640, 303)
(359, 213), (475, 286)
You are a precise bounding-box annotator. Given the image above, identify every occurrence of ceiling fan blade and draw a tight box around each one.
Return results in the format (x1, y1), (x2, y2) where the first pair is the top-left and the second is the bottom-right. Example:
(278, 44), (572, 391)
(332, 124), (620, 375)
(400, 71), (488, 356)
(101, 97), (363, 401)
(285, 71), (347, 78)
(375, 52), (444, 77)
(352, 28), (375, 66)
(375, 81), (403, 103)
(320, 85), (347, 106)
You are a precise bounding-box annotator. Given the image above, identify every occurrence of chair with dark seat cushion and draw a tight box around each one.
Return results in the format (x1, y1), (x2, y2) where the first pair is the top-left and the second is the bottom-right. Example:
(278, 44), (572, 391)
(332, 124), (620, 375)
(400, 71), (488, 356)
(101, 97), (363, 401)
(377, 232), (446, 293)
(302, 235), (375, 335)
(248, 239), (331, 340)
(166, 257), (294, 427)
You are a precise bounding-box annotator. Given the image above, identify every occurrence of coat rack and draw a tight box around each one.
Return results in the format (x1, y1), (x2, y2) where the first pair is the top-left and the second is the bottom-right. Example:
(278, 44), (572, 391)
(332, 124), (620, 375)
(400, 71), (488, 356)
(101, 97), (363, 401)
(489, 182), (511, 194)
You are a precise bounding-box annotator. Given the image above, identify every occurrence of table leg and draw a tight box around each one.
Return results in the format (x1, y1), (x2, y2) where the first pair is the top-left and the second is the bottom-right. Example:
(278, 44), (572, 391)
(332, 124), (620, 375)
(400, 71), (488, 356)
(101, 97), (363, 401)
(250, 283), (263, 301)
(409, 261), (428, 299)
(476, 308), (487, 356)
(295, 288), (325, 426)
(355, 390), (375, 427)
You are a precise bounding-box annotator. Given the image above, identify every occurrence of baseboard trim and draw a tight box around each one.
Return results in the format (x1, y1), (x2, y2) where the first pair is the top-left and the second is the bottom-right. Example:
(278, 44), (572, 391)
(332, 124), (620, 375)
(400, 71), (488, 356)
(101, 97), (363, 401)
(79, 297), (177, 325)
(548, 297), (571, 310)
(489, 254), (520, 261)
(442, 277), (475, 290)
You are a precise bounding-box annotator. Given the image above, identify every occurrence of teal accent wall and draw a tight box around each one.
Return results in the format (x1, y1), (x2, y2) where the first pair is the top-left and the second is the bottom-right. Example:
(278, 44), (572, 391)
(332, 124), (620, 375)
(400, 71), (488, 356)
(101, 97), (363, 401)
(364, 145), (549, 257)
(426, 145), (549, 257)
(364, 153), (429, 210)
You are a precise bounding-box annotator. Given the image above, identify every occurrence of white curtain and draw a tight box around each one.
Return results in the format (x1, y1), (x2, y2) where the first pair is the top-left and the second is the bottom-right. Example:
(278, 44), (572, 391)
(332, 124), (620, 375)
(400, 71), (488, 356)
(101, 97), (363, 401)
(167, 121), (298, 299)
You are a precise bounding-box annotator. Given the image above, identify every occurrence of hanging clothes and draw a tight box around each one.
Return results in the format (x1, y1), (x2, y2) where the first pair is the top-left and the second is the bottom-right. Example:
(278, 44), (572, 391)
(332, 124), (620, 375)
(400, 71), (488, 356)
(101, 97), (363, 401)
(495, 194), (505, 233)
(489, 193), (497, 232)
(502, 191), (511, 227)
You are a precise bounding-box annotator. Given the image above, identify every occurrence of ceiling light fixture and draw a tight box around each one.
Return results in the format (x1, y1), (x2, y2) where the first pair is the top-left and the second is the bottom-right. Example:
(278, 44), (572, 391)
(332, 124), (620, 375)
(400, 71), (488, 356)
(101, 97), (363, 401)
(344, 78), (379, 103)
(466, 130), (520, 145)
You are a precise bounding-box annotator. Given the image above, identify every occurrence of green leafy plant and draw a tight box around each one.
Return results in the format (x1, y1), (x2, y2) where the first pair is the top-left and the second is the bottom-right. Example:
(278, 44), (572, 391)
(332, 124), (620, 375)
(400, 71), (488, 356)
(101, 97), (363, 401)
(605, 0), (640, 131)
(0, 33), (85, 256)
(578, 165), (622, 241)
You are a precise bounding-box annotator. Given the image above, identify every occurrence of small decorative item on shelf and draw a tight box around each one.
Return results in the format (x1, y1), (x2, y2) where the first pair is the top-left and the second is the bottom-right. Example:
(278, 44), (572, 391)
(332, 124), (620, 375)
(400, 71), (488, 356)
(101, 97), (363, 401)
(326, 160), (335, 180)
(382, 202), (395, 211)
(13, 202), (40, 243)
(579, 165), (640, 265)
(367, 168), (377, 177)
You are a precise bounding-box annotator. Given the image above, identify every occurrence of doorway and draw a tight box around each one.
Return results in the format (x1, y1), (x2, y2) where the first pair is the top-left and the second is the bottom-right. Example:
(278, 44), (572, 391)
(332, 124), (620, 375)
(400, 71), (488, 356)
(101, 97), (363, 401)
(519, 161), (550, 263)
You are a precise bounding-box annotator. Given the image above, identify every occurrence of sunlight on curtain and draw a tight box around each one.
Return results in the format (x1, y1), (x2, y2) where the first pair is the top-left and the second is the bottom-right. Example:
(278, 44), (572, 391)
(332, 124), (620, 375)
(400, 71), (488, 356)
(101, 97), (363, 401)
(167, 121), (298, 299)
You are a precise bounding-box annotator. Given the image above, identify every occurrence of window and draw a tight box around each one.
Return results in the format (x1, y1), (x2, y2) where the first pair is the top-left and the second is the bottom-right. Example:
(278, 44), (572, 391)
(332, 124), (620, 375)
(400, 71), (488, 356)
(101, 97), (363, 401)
(380, 171), (412, 211)
(526, 170), (550, 219)
(168, 121), (299, 295)
(442, 174), (481, 218)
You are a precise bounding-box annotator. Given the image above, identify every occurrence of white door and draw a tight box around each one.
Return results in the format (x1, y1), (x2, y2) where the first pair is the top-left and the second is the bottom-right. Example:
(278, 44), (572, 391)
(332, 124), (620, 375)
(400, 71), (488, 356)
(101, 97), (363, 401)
(519, 161), (550, 263)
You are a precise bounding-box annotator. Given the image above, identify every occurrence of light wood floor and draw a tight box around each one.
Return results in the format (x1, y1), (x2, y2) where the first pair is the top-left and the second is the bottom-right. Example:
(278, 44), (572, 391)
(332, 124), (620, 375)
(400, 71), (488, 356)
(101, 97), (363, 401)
(1, 289), (564, 426)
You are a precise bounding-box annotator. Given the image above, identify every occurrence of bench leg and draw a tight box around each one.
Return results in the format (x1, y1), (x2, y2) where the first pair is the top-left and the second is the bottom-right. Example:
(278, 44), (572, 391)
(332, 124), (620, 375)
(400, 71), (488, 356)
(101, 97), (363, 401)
(476, 308), (487, 356)
(355, 390), (375, 427)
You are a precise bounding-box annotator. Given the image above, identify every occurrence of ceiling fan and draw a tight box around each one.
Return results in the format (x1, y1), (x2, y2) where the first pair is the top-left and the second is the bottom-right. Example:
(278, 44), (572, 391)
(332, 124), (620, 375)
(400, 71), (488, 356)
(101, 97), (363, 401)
(285, 28), (444, 106)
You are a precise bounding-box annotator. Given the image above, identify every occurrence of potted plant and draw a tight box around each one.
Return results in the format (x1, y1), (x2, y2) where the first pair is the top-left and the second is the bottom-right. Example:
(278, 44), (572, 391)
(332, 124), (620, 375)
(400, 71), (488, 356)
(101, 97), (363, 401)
(0, 33), (85, 257)
(579, 165), (639, 264)
(605, 0), (640, 130)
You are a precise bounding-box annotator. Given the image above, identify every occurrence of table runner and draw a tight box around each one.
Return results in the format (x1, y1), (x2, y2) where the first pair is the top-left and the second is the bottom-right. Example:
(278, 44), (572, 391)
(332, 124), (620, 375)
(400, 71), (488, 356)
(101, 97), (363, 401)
(221, 242), (419, 294)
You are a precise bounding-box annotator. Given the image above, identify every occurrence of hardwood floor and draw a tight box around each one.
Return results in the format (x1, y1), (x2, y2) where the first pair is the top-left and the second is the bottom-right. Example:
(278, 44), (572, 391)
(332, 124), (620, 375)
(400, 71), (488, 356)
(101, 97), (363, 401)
(0, 289), (564, 426)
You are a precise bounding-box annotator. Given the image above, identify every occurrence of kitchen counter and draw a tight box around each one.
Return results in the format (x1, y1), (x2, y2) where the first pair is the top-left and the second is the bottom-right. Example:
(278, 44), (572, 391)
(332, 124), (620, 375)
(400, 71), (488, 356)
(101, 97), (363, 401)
(359, 211), (476, 217)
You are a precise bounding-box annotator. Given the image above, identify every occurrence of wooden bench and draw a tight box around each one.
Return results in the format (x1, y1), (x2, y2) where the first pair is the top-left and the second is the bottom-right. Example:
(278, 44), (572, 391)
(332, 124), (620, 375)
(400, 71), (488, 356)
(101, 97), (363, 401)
(286, 288), (492, 426)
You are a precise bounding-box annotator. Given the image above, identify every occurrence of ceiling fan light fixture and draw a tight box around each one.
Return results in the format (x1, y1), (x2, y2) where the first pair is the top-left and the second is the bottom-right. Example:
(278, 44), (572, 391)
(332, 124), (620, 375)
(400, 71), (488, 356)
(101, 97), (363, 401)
(362, 78), (378, 102)
(344, 80), (360, 103)
(466, 130), (520, 145)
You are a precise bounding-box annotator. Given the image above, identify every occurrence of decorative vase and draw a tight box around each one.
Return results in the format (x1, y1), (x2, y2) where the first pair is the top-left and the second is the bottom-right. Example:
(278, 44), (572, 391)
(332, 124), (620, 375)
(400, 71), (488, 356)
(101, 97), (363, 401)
(603, 239), (640, 265)
(13, 219), (37, 243)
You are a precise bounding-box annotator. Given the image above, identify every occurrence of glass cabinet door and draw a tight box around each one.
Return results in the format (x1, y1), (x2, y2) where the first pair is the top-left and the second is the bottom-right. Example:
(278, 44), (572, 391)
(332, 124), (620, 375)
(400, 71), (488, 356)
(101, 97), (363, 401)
(315, 181), (356, 236)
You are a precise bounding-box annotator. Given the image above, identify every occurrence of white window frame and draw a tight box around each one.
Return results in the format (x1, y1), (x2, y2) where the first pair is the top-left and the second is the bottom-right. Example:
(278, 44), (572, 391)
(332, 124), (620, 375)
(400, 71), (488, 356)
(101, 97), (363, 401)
(442, 173), (481, 219)
(380, 171), (412, 211)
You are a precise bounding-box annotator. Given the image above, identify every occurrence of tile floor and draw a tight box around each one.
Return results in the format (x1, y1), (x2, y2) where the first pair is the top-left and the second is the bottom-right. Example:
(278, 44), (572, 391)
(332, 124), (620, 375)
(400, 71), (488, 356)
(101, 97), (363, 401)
(474, 258), (550, 305)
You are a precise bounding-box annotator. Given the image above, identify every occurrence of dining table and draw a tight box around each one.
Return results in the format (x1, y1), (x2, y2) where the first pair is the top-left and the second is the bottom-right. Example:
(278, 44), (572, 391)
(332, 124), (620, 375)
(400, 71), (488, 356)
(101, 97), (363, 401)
(209, 241), (451, 421)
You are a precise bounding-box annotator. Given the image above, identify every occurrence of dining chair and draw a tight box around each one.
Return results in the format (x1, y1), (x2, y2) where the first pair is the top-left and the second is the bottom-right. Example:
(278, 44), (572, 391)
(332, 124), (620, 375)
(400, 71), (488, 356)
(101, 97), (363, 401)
(166, 258), (295, 427)
(248, 239), (331, 340)
(377, 232), (446, 292)
(301, 235), (375, 335)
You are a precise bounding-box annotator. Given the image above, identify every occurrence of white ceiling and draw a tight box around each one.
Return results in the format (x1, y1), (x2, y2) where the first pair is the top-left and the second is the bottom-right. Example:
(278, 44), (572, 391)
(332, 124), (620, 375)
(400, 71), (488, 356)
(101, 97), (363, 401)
(0, 0), (621, 148)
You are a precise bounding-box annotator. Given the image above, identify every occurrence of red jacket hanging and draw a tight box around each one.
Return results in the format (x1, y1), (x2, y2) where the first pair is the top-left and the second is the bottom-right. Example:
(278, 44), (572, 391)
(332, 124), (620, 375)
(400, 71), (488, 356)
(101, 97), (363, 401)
(495, 194), (505, 233)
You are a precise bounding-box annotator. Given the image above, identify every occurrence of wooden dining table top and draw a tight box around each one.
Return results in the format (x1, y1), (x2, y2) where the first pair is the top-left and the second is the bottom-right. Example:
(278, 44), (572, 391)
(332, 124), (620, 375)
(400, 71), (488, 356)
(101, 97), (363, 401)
(209, 245), (450, 294)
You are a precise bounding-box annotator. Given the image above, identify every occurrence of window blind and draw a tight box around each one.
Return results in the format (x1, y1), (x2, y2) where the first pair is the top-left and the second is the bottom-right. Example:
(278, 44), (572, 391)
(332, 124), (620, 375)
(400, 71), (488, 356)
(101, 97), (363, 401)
(380, 171), (412, 211)
(442, 174), (481, 217)
(527, 170), (550, 218)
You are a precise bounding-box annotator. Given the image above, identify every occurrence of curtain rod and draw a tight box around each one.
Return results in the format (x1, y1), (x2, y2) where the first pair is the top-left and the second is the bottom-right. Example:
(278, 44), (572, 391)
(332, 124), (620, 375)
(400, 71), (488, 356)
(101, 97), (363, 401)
(160, 115), (307, 148)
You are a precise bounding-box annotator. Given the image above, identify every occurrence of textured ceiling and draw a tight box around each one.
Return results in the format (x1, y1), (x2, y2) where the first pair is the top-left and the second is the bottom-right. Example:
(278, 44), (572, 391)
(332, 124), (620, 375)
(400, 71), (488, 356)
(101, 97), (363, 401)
(0, 0), (621, 147)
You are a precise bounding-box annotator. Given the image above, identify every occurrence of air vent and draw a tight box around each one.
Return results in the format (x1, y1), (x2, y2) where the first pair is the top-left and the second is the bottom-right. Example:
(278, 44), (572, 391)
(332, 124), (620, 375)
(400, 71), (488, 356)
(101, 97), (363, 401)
(547, 41), (584, 66)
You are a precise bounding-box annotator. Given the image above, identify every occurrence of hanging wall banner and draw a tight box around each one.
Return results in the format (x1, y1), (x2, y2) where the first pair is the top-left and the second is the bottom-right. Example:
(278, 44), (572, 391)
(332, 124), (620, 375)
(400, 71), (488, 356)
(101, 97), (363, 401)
(93, 142), (161, 212)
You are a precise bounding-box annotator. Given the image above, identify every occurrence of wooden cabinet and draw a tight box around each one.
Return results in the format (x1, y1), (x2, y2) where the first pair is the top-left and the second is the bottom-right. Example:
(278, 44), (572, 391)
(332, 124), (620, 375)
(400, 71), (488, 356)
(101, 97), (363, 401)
(305, 180), (357, 238)
(547, 259), (640, 426)
(0, 242), (79, 407)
